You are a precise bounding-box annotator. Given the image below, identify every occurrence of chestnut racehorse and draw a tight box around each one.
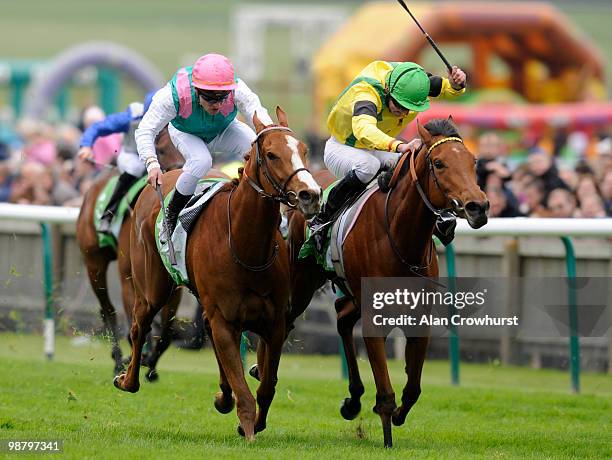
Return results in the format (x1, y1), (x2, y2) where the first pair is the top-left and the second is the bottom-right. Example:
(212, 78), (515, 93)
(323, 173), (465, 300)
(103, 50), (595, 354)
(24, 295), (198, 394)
(76, 127), (184, 376)
(114, 107), (321, 440)
(286, 119), (489, 447)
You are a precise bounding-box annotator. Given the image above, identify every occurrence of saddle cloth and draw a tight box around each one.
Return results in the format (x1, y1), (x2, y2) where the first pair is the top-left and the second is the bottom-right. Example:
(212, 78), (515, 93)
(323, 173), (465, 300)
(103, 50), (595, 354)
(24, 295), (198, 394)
(299, 181), (380, 295)
(155, 178), (230, 285)
(94, 175), (148, 250)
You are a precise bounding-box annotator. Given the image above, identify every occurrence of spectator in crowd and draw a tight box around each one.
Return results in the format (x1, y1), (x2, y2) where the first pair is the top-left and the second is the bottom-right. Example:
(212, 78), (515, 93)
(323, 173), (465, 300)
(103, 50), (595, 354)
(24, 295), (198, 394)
(486, 185), (522, 217)
(521, 178), (549, 217)
(546, 188), (577, 218)
(600, 169), (612, 215)
(595, 137), (612, 173)
(526, 150), (567, 197)
(10, 162), (53, 205)
(579, 194), (607, 218)
(79, 106), (122, 168)
(475, 132), (511, 190)
(575, 174), (603, 207)
(557, 165), (579, 190)
(0, 162), (13, 202)
(18, 119), (57, 166)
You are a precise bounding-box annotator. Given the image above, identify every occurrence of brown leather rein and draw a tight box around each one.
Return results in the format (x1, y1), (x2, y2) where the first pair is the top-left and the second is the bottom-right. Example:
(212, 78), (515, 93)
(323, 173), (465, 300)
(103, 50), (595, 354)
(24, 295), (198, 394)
(383, 136), (464, 276)
(228, 125), (311, 272)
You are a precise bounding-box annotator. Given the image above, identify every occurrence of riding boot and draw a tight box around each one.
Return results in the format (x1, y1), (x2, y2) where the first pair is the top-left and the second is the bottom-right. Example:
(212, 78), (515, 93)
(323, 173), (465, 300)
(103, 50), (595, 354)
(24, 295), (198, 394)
(433, 211), (457, 246)
(377, 169), (395, 193)
(310, 169), (366, 251)
(98, 172), (140, 234)
(161, 190), (191, 243)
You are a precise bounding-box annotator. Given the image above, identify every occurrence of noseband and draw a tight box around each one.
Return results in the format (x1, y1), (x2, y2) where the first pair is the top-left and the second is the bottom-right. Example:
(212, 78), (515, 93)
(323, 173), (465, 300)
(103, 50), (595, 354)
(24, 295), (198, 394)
(243, 125), (311, 207)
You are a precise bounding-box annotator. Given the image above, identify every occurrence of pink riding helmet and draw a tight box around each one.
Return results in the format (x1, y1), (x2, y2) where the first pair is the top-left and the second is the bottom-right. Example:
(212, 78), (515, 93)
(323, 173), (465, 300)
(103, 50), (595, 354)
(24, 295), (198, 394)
(192, 53), (238, 91)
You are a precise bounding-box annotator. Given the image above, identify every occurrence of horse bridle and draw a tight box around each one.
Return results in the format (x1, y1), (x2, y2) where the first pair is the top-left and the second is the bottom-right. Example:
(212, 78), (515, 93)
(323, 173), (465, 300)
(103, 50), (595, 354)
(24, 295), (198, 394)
(409, 136), (465, 216)
(384, 136), (464, 276)
(228, 125), (311, 272)
(243, 125), (311, 208)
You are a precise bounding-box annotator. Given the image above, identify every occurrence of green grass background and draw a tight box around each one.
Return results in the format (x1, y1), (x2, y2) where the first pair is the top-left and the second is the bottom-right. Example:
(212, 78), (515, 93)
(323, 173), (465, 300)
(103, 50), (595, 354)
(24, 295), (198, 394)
(0, 333), (610, 459)
(1, 0), (612, 134)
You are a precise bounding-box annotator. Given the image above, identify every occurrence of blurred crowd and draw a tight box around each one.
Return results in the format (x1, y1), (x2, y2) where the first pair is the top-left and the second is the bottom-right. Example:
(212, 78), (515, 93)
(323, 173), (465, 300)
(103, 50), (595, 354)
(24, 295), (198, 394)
(475, 130), (612, 218)
(0, 106), (121, 207)
(0, 108), (611, 218)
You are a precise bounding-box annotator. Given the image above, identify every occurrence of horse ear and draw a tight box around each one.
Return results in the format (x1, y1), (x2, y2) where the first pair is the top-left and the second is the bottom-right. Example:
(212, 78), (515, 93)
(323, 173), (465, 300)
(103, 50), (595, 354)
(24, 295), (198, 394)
(276, 106), (289, 127)
(253, 111), (266, 133)
(417, 119), (432, 145)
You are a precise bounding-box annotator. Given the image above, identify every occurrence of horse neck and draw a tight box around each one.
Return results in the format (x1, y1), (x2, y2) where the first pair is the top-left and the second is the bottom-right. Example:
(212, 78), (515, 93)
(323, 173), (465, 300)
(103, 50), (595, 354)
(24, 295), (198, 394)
(386, 152), (437, 265)
(230, 155), (280, 259)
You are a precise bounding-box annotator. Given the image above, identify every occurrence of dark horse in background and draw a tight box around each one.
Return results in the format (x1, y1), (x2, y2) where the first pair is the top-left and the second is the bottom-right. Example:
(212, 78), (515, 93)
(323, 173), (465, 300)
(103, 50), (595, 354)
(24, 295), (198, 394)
(285, 119), (489, 447)
(114, 108), (321, 441)
(76, 127), (184, 376)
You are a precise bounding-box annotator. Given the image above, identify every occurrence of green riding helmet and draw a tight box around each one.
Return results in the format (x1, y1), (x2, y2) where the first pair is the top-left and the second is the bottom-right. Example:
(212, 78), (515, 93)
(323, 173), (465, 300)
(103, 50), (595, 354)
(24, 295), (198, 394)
(386, 62), (430, 112)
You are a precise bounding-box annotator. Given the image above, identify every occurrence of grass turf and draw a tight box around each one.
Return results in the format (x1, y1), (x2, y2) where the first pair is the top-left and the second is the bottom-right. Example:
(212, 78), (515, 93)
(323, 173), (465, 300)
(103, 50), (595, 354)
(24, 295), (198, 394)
(0, 333), (610, 459)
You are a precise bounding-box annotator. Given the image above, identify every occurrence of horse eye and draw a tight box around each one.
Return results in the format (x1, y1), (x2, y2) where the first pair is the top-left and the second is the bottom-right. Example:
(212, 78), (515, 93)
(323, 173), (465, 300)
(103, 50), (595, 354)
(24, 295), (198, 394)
(267, 152), (280, 161)
(433, 159), (444, 169)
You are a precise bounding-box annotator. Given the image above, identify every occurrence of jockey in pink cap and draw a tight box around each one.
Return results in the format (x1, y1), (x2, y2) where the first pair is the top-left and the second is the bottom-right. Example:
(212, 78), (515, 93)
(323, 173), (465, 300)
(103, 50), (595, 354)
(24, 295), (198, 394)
(135, 53), (273, 238)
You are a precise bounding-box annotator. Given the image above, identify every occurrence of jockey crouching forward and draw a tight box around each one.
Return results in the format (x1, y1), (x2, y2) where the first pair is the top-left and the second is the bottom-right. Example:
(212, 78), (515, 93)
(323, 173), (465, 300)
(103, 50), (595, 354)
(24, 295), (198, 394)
(135, 53), (273, 239)
(309, 61), (466, 246)
(78, 92), (156, 234)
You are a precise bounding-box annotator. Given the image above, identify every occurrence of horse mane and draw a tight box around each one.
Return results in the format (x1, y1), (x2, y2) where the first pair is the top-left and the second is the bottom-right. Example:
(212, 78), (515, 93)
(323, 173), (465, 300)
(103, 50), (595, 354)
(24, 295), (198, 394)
(390, 118), (462, 185)
(231, 125), (286, 187)
(423, 118), (461, 139)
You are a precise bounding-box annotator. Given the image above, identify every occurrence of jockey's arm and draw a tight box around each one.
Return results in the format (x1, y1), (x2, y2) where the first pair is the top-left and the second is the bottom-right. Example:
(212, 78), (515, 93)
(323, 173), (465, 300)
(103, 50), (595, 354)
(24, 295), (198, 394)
(79, 110), (132, 148)
(428, 67), (467, 101)
(234, 78), (273, 129)
(351, 93), (402, 152)
(135, 84), (177, 172)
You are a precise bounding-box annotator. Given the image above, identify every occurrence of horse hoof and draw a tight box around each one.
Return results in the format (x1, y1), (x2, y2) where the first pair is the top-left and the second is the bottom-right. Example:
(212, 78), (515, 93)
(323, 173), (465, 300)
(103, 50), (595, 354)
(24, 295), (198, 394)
(214, 392), (235, 414)
(340, 398), (361, 420)
(237, 425), (255, 441)
(248, 364), (260, 381)
(392, 409), (406, 427)
(145, 369), (159, 382)
(113, 374), (139, 393)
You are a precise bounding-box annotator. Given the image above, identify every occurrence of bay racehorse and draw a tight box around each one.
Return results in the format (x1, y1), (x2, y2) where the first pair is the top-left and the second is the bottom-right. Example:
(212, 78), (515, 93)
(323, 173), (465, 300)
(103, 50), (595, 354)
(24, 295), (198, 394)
(285, 118), (489, 447)
(114, 107), (321, 440)
(76, 126), (184, 376)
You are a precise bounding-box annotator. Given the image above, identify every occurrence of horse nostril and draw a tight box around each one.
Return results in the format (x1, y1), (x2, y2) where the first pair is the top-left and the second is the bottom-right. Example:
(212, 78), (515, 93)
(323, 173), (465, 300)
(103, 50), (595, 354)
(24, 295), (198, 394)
(465, 201), (487, 214)
(298, 190), (313, 203)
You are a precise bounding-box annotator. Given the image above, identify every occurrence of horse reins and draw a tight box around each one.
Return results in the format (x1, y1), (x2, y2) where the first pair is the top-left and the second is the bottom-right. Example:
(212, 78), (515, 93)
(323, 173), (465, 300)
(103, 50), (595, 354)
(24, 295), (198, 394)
(228, 125), (311, 272)
(384, 136), (464, 277)
(227, 186), (279, 272)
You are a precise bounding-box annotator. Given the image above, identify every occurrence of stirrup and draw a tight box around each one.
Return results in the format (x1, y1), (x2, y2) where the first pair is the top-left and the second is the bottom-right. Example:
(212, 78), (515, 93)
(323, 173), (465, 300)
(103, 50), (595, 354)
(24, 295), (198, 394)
(98, 213), (113, 234)
(160, 219), (176, 245)
(310, 219), (333, 235)
(313, 230), (327, 253)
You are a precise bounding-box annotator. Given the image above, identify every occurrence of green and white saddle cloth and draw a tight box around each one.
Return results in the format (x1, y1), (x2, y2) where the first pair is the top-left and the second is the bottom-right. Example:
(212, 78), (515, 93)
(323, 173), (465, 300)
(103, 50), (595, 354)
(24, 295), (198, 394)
(299, 181), (379, 278)
(155, 178), (230, 286)
(94, 175), (148, 250)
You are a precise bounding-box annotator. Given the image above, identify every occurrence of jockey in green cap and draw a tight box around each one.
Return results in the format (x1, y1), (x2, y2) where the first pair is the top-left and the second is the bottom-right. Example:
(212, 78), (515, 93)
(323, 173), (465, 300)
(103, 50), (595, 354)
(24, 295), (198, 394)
(309, 60), (467, 247)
